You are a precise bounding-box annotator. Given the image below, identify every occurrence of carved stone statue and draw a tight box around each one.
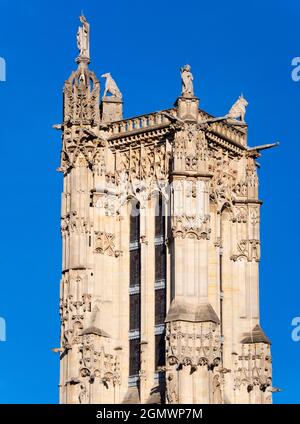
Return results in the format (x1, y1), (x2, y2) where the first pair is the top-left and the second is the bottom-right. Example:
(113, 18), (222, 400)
(78, 383), (88, 404)
(166, 373), (178, 404)
(212, 375), (222, 404)
(77, 15), (90, 59)
(101, 73), (122, 99)
(226, 95), (248, 122)
(181, 64), (194, 97)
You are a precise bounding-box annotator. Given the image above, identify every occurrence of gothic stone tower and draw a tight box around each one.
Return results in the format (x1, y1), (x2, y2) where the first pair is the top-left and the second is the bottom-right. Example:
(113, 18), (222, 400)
(55, 16), (275, 404)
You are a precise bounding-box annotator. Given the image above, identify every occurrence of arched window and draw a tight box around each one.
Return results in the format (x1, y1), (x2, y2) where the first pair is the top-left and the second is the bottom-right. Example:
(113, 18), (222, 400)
(129, 200), (141, 382)
(154, 193), (166, 369)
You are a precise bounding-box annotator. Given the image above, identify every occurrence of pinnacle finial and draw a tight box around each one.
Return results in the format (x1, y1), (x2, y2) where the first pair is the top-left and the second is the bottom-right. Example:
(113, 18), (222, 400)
(76, 14), (90, 63)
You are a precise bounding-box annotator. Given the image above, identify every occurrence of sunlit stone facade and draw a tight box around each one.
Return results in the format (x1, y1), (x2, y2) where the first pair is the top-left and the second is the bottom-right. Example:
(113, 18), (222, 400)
(55, 16), (274, 404)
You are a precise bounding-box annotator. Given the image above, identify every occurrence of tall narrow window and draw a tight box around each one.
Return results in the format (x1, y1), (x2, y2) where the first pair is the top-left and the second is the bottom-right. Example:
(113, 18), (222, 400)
(154, 194), (166, 371)
(129, 201), (141, 384)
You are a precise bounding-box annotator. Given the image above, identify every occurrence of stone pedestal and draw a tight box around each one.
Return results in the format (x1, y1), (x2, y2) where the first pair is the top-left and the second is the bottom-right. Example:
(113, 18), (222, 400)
(101, 96), (123, 123)
(175, 96), (199, 121)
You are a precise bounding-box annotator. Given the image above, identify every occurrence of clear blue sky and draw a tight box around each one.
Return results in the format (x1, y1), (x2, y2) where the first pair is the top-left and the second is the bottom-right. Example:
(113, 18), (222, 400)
(0, 0), (299, 404)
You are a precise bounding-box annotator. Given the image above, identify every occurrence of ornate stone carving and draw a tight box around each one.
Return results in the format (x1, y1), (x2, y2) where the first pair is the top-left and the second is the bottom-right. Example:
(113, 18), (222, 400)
(165, 320), (222, 404)
(101, 73), (122, 99)
(226, 95), (248, 122)
(180, 64), (194, 97)
(246, 156), (258, 197)
(231, 239), (260, 262)
(212, 375), (222, 404)
(209, 150), (237, 210)
(92, 148), (106, 176)
(78, 383), (89, 404)
(250, 207), (260, 239)
(60, 287), (92, 350)
(64, 68), (100, 124)
(233, 181), (247, 197)
(234, 343), (272, 395)
(61, 211), (91, 235)
(58, 89), (106, 172)
(94, 232), (120, 257)
(78, 333), (121, 388)
(166, 373), (179, 404)
(174, 123), (208, 172)
(166, 321), (221, 370)
(232, 205), (248, 223)
(116, 143), (170, 205)
(172, 214), (211, 240)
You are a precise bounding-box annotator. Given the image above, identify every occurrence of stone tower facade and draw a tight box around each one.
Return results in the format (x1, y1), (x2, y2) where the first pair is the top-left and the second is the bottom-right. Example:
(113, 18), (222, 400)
(55, 17), (275, 404)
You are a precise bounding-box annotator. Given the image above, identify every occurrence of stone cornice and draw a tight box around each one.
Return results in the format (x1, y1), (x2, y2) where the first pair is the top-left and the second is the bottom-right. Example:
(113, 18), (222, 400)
(171, 171), (213, 179)
(108, 123), (171, 150)
(233, 199), (263, 205)
(206, 131), (245, 156)
(105, 107), (248, 154)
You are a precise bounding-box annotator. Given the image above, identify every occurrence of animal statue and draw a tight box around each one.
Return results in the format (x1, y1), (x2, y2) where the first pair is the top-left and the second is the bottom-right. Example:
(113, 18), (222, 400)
(226, 95), (248, 121)
(101, 73), (122, 99)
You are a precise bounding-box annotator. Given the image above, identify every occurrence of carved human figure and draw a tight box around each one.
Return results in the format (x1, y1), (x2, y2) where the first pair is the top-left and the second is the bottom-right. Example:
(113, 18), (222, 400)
(101, 73), (122, 99)
(77, 15), (90, 59)
(213, 375), (222, 404)
(166, 373), (178, 404)
(226, 95), (248, 122)
(78, 383), (88, 404)
(181, 64), (194, 97)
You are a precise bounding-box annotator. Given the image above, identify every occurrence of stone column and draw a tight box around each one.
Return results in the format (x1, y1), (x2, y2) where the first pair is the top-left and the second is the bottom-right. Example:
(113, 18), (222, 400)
(165, 96), (221, 404)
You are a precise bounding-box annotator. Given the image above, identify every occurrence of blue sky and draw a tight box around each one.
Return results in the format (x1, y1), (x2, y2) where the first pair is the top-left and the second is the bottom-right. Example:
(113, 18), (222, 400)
(0, 0), (299, 403)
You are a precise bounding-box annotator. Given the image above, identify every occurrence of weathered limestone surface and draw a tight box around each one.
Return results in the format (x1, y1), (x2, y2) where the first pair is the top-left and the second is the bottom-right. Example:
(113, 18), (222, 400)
(54, 16), (275, 404)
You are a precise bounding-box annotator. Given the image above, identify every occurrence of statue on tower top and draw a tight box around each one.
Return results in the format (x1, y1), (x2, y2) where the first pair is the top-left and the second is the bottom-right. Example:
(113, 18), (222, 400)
(181, 64), (194, 97)
(77, 14), (90, 60)
(226, 95), (248, 122)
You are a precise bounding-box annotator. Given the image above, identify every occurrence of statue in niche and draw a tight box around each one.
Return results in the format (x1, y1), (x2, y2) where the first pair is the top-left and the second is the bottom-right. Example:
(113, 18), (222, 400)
(77, 15), (90, 59)
(101, 73), (122, 99)
(181, 64), (194, 97)
(226, 95), (248, 122)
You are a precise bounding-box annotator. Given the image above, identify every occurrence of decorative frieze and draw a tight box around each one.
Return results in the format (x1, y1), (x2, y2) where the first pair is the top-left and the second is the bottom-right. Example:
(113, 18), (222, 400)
(94, 231), (120, 257)
(234, 343), (272, 397)
(209, 150), (238, 210)
(166, 321), (221, 370)
(231, 239), (260, 262)
(61, 211), (91, 235)
(172, 214), (211, 240)
(232, 205), (248, 223)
